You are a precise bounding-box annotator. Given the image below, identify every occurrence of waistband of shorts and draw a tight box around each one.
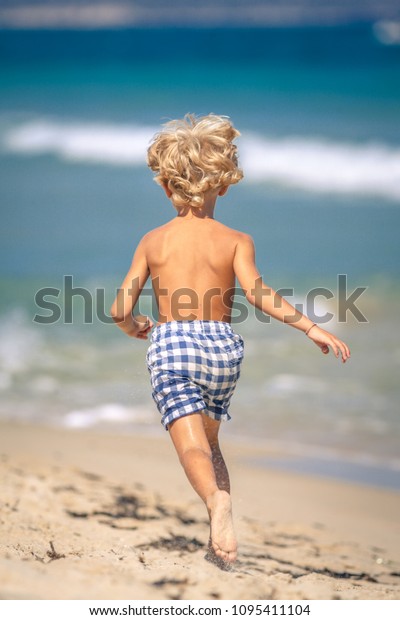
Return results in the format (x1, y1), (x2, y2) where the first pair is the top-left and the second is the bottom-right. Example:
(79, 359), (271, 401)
(152, 320), (234, 338)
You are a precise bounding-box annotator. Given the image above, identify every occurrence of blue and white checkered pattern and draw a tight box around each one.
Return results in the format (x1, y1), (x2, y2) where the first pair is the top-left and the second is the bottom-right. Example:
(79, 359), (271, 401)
(146, 321), (244, 430)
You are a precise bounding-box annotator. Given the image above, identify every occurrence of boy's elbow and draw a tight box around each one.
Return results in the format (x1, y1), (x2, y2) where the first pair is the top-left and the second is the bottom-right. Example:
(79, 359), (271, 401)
(245, 291), (256, 307)
(110, 301), (122, 323)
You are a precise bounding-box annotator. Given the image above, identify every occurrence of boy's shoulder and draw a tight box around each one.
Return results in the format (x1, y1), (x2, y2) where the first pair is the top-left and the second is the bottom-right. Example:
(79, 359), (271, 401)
(141, 219), (252, 241)
(136, 222), (170, 247)
(206, 221), (253, 248)
(136, 221), (253, 261)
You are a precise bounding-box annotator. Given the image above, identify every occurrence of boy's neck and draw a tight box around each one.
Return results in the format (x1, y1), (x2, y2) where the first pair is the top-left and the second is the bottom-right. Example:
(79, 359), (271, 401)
(175, 189), (219, 220)
(164, 184), (229, 220)
(176, 205), (215, 220)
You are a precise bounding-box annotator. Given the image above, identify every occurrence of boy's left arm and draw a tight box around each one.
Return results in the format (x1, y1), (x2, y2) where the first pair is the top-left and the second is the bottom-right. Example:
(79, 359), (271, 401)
(234, 233), (350, 363)
(110, 236), (154, 339)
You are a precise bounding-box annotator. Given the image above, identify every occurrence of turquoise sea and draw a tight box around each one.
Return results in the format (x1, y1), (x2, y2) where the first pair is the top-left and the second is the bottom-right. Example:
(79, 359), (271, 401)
(1, 25), (400, 489)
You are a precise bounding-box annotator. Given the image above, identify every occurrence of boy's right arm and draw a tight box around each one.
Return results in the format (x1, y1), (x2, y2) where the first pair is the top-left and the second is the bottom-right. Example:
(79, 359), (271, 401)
(110, 236), (154, 339)
(233, 234), (350, 362)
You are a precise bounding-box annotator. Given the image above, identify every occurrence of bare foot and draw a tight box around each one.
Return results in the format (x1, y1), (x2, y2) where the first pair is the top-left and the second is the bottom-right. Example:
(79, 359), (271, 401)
(207, 490), (237, 564)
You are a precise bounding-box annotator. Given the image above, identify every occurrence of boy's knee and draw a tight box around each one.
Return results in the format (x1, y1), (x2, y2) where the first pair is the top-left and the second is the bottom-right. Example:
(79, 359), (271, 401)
(179, 445), (212, 466)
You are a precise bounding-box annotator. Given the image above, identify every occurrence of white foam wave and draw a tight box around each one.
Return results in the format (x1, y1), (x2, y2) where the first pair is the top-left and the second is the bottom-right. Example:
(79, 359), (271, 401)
(3, 120), (156, 166)
(63, 403), (152, 429)
(3, 119), (400, 200)
(240, 133), (400, 201)
(263, 373), (327, 397)
(373, 20), (400, 46)
(0, 309), (43, 374)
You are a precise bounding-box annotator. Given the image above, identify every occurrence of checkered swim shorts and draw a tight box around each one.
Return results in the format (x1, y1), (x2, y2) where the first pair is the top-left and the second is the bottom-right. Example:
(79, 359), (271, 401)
(146, 320), (244, 430)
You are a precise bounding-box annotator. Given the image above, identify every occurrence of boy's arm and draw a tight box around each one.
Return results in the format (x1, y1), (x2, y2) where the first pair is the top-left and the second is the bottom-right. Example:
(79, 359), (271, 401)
(233, 234), (350, 363)
(110, 236), (154, 339)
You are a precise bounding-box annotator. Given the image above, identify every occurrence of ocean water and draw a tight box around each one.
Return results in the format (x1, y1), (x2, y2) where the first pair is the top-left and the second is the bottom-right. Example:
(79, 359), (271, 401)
(1, 26), (400, 489)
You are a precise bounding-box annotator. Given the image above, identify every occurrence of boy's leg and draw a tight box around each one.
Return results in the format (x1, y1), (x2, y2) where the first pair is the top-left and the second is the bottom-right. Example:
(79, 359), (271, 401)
(202, 413), (230, 494)
(168, 412), (237, 563)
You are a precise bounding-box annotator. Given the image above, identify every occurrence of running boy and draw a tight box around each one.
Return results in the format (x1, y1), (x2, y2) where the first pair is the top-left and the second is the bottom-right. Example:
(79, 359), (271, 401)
(111, 114), (350, 565)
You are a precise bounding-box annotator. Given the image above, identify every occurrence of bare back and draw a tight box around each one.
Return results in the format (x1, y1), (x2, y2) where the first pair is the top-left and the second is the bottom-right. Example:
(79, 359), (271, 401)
(144, 217), (242, 324)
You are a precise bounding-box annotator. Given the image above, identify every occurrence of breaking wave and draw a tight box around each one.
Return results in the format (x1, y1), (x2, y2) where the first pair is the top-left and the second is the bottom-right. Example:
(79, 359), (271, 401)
(2, 118), (400, 200)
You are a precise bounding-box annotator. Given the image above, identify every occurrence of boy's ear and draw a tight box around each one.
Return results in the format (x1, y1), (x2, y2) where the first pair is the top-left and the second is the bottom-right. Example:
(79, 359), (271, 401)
(162, 182), (173, 198)
(218, 186), (229, 197)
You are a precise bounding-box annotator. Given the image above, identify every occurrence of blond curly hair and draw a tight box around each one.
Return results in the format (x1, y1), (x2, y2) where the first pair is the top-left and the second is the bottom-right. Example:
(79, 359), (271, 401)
(147, 113), (243, 209)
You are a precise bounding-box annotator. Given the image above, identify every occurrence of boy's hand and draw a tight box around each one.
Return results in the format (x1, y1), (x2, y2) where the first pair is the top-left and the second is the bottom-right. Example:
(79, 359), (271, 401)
(306, 325), (350, 363)
(130, 315), (154, 339)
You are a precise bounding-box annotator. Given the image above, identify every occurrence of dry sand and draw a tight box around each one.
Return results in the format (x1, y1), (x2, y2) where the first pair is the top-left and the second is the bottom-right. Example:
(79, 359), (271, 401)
(0, 422), (399, 600)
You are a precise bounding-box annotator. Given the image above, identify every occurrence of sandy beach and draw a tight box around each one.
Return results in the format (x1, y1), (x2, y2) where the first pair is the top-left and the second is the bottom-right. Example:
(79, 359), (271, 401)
(0, 422), (399, 600)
